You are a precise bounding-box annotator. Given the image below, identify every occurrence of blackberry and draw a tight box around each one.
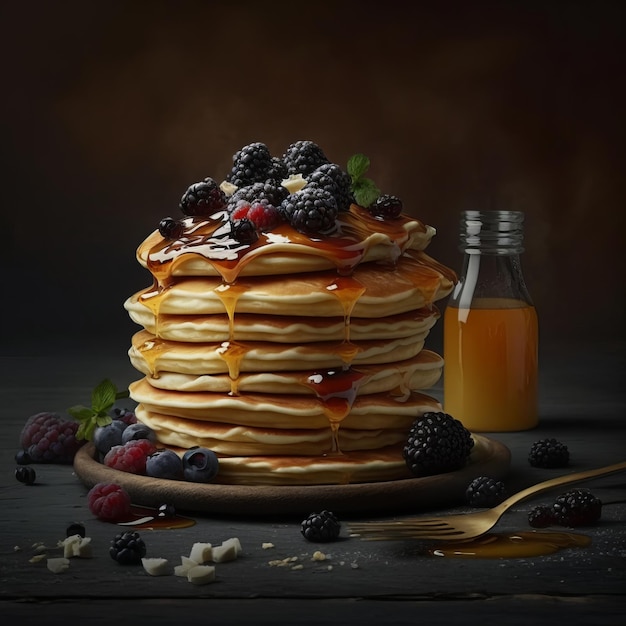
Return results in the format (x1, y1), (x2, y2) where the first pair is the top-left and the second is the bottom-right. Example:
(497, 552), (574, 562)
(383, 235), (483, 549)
(282, 140), (329, 177)
(231, 199), (283, 232)
(551, 489), (602, 527)
(15, 466), (36, 485)
(403, 412), (474, 477)
(158, 217), (184, 240)
(230, 217), (259, 244)
(228, 181), (289, 209)
(528, 505), (555, 528)
(110, 531), (147, 565)
(301, 510), (341, 543)
(227, 142), (274, 187)
(280, 186), (338, 235)
(268, 156), (288, 182)
(306, 163), (354, 212)
(180, 177), (227, 216)
(369, 194), (403, 219)
(528, 438), (570, 468)
(465, 476), (506, 507)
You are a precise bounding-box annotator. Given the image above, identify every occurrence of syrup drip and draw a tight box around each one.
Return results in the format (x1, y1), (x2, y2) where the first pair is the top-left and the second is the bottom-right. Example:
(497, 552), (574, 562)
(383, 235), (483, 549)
(303, 367), (370, 455)
(118, 505), (196, 530)
(213, 281), (250, 395)
(137, 337), (167, 378)
(430, 531), (591, 559)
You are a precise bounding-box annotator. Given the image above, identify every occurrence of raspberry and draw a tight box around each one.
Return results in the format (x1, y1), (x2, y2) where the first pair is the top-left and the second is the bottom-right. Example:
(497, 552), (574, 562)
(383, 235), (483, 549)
(465, 476), (507, 507)
(528, 438), (570, 468)
(283, 140), (329, 177)
(369, 194), (403, 219)
(231, 199), (283, 232)
(552, 489), (602, 527)
(280, 186), (338, 235)
(301, 510), (341, 542)
(403, 412), (474, 477)
(18, 412), (84, 464)
(306, 163), (354, 212)
(227, 142), (274, 187)
(110, 531), (147, 564)
(180, 177), (227, 216)
(103, 439), (157, 474)
(528, 505), (555, 528)
(87, 482), (132, 522)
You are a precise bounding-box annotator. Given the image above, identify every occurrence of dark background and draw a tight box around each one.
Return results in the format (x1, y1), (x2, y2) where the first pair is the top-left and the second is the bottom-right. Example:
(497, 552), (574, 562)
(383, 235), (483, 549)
(2, 0), (624, 359)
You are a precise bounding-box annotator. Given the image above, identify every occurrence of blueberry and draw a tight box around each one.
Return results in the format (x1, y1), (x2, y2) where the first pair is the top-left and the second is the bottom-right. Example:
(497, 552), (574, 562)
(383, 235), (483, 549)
(15, 450), (32, 465)
(182, 447), (219, 483)
(157, 503), (176, 518)
(146, 449), (184, 480)
(15, 466), (36, 485)
(93, 420), (127, 455)
(122, 423), (156, 445)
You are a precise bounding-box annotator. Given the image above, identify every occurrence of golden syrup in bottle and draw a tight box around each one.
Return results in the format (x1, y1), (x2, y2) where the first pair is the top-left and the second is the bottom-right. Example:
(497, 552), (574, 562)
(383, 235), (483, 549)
(444, 211), (538, 431)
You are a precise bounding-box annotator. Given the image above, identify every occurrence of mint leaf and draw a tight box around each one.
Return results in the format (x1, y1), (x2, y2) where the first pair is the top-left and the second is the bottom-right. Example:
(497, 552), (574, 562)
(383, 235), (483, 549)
(347, 154), (370, 181)
(68, 379), (127, 441)
(92, 378), (118, 414)
(353, 178), (380, 208)
(68, 405), (96, 421)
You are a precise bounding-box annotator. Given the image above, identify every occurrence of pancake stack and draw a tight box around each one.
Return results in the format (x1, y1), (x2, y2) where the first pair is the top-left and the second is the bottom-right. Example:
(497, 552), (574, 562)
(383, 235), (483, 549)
(124, 150), (456, 485)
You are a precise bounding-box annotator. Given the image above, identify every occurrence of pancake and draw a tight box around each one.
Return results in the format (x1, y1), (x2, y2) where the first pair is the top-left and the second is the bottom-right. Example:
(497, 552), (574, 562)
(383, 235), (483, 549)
(130, 350), (443, 395)
(124, 300), (440, 343)
(132, 385), (442, 430)
(124, 146), (457, 486)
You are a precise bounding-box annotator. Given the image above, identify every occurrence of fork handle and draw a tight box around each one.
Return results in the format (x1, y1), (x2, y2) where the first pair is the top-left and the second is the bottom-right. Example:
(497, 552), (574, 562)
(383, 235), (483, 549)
(494, 460), (626, 514)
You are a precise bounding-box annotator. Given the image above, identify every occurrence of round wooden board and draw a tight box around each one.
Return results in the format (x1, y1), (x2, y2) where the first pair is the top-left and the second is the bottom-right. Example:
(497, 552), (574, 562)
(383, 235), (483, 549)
(74, 436), (510, 516)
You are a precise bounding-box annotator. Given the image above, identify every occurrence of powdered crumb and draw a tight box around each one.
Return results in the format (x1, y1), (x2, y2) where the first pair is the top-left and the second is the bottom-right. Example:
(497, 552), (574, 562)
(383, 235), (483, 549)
(262, 542), (275, 550)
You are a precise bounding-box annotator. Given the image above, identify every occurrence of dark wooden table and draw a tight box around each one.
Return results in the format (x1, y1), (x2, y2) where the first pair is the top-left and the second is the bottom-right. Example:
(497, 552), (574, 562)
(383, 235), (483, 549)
(1, 340), (625, 624)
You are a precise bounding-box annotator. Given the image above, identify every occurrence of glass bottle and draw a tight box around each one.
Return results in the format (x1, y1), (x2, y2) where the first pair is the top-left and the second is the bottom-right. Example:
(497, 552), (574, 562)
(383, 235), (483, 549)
(443, 210), (538, 431)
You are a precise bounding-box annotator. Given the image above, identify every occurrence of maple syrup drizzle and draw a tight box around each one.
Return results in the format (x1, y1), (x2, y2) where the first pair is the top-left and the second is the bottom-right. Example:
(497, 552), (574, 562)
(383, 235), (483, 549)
(137, 337), (167, 379)
(137, 205), (432, 452)
(118, 505), (196, 530)
(430, 531), (591, 559)
(213, 282), (250, 395)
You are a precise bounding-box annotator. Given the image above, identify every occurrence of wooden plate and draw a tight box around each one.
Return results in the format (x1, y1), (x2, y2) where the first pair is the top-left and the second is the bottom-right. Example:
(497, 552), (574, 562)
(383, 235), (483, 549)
(74, 436), (510, 516)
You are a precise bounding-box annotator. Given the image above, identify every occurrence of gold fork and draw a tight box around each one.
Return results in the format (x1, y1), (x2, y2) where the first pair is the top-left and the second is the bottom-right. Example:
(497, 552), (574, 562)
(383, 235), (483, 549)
(349, 460), (626, 542)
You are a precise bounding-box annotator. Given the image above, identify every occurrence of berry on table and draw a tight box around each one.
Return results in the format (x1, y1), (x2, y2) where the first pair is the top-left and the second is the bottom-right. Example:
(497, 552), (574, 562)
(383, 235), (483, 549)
(280, 186), (338, 235)
(157, 504), (176, 518)
(66, 522), (86, 538)
(282, 140), (330, 177)
(182, 447), (219, 483)
(301, 510), (341, 543)
(110, 531), (147, 565)
(403, 412), (474, 477)
(146, 449), (184, 480)
(528, 438), (570, 468)
(551, 489), (602, 527)
(369, 194), (403, 219)
(103, 439), (157, 474)
(19, 412), (84, 464)
(465, 476), (507, 507)
(528, 505), (555, 528)
(87, 482), (132, 522)
(180, 177), (227, 216)
(15, 466), (36, 485)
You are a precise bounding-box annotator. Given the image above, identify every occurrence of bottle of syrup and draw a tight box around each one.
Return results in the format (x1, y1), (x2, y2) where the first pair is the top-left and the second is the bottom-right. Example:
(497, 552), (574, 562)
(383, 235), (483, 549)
(443, 210), (538, 431)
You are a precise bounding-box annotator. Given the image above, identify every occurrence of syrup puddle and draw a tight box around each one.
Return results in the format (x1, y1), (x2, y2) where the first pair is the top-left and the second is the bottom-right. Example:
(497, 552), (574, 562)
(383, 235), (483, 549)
(117, 505), (196, 530)
(430, 531), (591, 559)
